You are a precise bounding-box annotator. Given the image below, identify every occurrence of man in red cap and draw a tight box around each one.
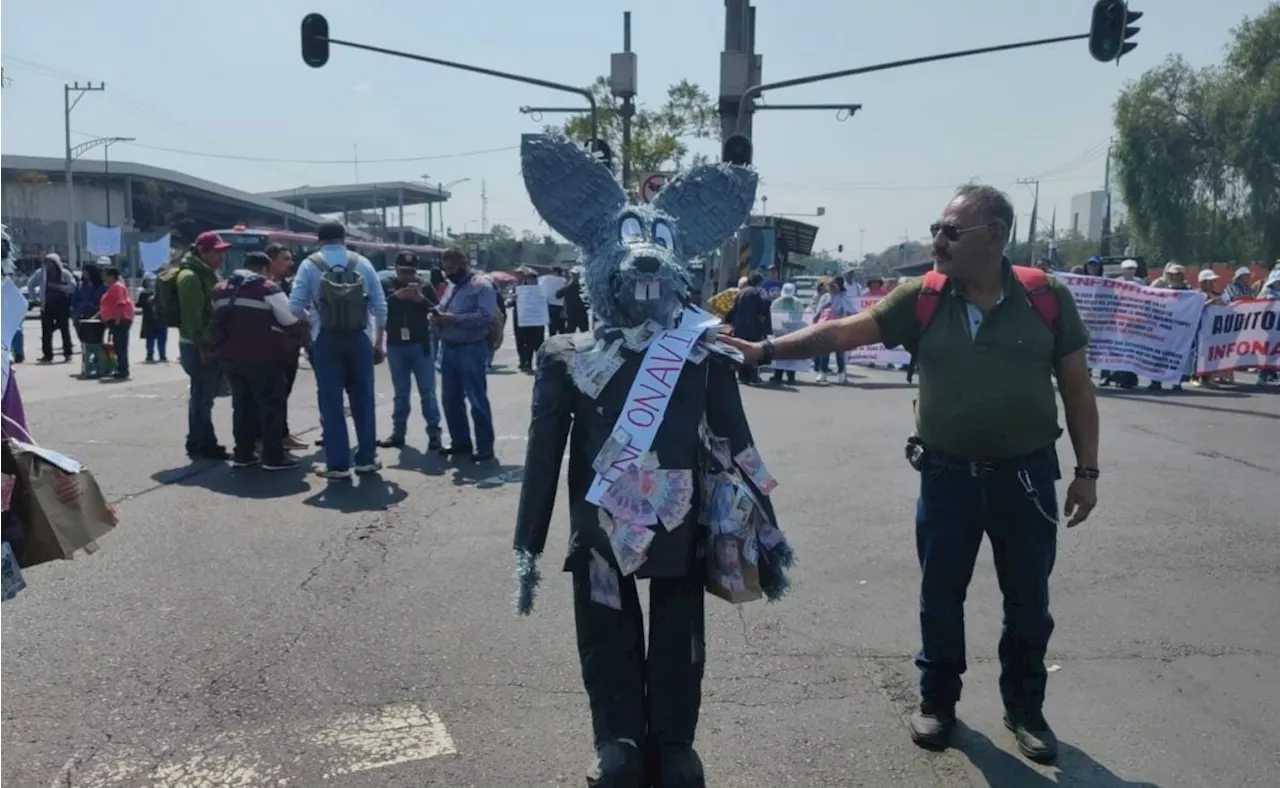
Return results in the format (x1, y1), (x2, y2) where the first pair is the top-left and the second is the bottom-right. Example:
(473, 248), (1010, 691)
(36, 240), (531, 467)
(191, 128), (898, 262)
(175, 231), (231, 460)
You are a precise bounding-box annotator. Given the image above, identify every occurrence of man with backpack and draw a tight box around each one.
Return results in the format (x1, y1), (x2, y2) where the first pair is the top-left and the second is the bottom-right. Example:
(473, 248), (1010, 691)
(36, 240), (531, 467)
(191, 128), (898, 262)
(288, 221), (387, 480)
(160, 232), (229, 460)
(722, 184), (1100, 765)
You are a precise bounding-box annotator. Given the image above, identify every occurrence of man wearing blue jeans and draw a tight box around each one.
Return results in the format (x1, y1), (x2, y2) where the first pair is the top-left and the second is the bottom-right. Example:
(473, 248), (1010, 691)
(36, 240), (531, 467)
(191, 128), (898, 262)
(289, 221), (387, 480)
(724, 184), (1101, 765)
(432, 248), (498, 463)
(379, 258), (443, 451)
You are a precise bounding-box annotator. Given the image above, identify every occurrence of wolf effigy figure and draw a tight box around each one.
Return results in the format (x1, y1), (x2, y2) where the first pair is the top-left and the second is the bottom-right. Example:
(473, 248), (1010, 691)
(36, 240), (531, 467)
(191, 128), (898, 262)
(512, 134), (795, 788)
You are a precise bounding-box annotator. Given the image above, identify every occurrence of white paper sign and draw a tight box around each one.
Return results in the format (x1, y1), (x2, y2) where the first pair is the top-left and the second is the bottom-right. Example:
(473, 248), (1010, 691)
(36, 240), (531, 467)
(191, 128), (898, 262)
(515, 284), (549, 327)
(585, 308), (721, 505)
(1, 277), (28, 399)
(1057, 272), (1203, 383)
(1196, 298), (1280, 374)
(85, 223), (122, 256)
(844, 294), (913, 367)
(538, 274), (567, 306)
(138, 234), (172, 274)
(768, 307), (810, 372)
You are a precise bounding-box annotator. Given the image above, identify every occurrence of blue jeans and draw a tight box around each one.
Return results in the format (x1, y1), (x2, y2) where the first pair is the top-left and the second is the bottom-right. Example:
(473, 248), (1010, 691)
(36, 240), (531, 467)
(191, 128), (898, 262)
(146, 322), (169, 361)
(915, 446), (1059, 713)
(439, 341), (494, 453)
(386, 343), (441, 439)
(110, 321), (131, 377)
(179, 340), (221, 451)
(312, 330), (377, 470)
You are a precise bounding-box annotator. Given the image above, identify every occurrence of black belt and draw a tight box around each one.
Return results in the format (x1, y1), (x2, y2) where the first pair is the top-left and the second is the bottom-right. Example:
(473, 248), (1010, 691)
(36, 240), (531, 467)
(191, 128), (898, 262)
(917, 442), (1057, 477)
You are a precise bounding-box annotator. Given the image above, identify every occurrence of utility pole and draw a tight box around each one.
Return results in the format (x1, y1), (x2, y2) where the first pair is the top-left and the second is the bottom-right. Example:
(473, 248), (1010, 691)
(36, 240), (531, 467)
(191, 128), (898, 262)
(612, 12), (638, 194)
(65, 81), (106, 266)
(714, 0), (761, 295)
(480, 179), (489, 235)
(1018, 177), (1040, 261)
(1100, 138), (1113, 257)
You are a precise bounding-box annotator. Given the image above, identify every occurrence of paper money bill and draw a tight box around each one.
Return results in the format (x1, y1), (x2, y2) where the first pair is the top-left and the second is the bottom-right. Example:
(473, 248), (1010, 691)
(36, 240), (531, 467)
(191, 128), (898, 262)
(592, 426), (634, 475)
(601, 466), (659, 526)
(588, 548), (623, 610)
(571, 339), (625, 399)
(734, 445), (778, 495)
(647, 469), (694, 532)
(622, 319), (664, 351)
(609, 518), (655, 576)
(708, 435), (733, 469)
(687, 343), (710, 365)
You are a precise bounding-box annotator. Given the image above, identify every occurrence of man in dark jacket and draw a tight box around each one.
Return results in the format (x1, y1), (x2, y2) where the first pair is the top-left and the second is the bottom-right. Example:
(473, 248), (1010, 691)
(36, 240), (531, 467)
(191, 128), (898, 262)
(725, 273), (771, 384)
(378, 258), (443, 451)
(511, 267), (546, 372)
(558, 268), (590, 333)
(211, 252), (304, 470)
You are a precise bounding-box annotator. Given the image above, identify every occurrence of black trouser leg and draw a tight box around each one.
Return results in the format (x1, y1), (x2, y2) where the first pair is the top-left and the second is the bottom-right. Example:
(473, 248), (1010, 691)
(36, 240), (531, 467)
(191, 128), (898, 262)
(250, 364), (288, 463)
(283, 358), (299, 435)
(56, 309), (73, 357)
(227, 366), (257, 459)
(548, 305), (566, 336)
(515, 326), (544, 368)
(646, 572), (707, 747)
(40, 309), (55, 360)
(111, 321), (131, 376)
(572, 567), (648, 747)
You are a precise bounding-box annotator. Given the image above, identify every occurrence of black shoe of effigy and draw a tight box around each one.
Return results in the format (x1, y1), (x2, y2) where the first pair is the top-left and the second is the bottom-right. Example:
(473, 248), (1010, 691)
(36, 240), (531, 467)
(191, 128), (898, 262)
(651, 743), (705, 788)
(586, 740), (644, 788)
(1004, 709), (1059, 764)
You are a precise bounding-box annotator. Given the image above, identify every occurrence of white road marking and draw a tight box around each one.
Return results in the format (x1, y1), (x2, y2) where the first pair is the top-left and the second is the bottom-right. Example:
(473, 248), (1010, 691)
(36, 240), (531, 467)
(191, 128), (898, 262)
(310, 702), (457, 778)
(59, 702), (455, 786)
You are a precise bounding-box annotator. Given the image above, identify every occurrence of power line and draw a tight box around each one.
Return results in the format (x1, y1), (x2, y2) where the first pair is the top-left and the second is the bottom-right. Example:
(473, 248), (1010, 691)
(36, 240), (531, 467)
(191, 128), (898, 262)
(108, 140), (519, 165)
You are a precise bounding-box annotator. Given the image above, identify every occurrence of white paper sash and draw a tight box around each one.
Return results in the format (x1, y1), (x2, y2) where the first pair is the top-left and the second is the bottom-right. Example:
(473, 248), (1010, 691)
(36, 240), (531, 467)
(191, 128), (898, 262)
(585, 308), (720, 505)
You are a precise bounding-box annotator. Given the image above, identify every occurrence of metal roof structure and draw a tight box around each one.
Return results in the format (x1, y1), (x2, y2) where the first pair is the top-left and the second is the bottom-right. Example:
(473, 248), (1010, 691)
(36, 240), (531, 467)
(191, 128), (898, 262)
(1, 154), (330, 228)
(259, 181), (451, 214)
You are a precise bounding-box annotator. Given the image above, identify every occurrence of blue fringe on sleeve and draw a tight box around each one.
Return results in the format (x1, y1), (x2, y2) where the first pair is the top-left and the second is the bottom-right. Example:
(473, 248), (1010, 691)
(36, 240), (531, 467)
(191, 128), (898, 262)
(515, 548), (541, 616)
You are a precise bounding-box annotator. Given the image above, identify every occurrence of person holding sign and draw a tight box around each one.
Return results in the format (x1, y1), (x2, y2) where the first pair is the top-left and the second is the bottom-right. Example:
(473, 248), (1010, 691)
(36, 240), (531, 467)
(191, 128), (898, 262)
(724, 184), (1100, 765)
(511, 268), (547, 372)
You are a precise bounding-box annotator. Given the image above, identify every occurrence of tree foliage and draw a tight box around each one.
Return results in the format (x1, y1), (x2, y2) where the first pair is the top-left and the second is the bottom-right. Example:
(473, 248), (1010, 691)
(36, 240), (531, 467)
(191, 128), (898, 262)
(551, 77), (718, 192)
(1113, 4), (1280, 265)
(477, 223), (561, 270)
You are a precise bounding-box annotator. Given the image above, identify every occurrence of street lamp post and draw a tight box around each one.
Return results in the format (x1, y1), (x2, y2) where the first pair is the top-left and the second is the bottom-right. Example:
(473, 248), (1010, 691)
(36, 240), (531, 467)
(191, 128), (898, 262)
(99, 137), (135, 226)
(68, 135), (135, 260)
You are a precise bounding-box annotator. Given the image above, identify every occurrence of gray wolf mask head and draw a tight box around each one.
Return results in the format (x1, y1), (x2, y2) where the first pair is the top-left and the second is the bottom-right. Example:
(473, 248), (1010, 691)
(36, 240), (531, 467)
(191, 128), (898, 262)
(520, 134), (758, 329)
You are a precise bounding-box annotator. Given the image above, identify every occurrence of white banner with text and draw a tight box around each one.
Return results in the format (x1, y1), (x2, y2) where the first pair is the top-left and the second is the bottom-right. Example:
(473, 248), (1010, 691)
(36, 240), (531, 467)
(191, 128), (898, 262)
(1057, 273), (1203, 383)
(1196, 298), (1280, 374)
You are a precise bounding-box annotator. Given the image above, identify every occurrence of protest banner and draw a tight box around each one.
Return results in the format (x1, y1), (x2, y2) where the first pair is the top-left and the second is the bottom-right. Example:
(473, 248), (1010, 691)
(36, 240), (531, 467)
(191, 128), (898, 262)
(768, 307), (810, 372)
(1057, 273), (1203, 383)
(845, 294), (911, 367)
(514, 285), (549, 326)
(1196, 298), (1280, 374)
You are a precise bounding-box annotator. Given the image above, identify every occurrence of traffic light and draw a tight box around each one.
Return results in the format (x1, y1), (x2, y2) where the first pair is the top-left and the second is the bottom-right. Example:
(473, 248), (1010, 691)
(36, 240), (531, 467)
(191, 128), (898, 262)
(722, 134), (753, 166)
(585, 138), (612, 170)
(301, 13), (330, 68)
(1089, 0), (1142, 64)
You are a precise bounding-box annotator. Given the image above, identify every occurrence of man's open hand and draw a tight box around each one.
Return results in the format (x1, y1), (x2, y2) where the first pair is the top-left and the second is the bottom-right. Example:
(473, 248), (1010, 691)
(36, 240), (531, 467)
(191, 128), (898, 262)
(1063, 478), (1097, 528)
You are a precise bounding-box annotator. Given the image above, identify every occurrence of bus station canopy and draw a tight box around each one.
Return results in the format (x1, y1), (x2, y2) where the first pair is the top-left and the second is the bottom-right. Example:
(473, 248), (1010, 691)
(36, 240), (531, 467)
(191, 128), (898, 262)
(259, 181), (451, 214)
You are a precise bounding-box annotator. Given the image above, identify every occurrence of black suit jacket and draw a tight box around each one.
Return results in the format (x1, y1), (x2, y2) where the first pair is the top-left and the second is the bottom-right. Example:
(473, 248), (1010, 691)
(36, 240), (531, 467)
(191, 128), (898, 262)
(514, 331), (779, 578)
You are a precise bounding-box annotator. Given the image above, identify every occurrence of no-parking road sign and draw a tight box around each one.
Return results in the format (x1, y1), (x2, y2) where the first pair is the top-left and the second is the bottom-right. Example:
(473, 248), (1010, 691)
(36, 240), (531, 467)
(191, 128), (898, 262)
(639, 172), (672, 203)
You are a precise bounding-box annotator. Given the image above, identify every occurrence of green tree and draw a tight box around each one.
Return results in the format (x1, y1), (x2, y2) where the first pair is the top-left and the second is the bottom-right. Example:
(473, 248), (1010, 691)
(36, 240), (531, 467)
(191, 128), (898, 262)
(552, 77), (718, 193)
(1112, 4), (1279, 265)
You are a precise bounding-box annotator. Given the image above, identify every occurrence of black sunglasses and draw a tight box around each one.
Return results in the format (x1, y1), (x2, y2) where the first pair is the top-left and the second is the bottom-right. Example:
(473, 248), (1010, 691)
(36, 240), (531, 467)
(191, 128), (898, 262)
(930, 222), (996, 242)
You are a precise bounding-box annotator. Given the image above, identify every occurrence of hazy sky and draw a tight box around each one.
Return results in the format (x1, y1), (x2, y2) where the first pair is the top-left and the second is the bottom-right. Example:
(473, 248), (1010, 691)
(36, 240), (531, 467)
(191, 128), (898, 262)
(1, 0), (1269, 257)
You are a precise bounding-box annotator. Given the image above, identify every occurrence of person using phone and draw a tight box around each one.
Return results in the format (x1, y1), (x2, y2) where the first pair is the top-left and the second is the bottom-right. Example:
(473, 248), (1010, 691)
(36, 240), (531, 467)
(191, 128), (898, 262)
(378, 256), (443, 451)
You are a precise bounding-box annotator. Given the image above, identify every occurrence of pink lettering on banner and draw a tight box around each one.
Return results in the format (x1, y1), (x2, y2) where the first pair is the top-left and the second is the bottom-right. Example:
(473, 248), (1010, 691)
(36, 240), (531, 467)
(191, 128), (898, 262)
(644, 365), (681, 390)
(602, 440), (643, 485)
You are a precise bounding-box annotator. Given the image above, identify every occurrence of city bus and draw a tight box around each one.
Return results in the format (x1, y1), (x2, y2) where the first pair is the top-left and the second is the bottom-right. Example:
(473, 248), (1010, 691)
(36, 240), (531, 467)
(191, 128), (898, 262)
(209, 226), (445, 276)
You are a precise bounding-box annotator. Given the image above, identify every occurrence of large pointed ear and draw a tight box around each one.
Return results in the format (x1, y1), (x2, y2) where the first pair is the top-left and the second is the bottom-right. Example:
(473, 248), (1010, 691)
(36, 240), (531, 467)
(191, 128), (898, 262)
(521, 134), (627, 249)
(651, 163), (758, 258)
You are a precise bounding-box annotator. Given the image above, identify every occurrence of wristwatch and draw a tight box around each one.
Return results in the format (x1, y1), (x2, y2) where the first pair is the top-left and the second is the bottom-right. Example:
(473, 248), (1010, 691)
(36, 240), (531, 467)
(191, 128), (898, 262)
(760, 339), (775, 365)
(1073, 467), (1100, 480)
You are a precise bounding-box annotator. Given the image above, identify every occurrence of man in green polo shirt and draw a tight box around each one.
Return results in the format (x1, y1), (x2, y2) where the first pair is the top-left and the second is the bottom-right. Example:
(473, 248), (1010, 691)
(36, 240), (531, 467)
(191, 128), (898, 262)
(723, 184), (1100, 765)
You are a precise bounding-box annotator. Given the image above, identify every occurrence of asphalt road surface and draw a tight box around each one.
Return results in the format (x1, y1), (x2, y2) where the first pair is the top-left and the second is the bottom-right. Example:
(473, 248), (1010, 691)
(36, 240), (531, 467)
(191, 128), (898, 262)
(3, 327), (1277, 787)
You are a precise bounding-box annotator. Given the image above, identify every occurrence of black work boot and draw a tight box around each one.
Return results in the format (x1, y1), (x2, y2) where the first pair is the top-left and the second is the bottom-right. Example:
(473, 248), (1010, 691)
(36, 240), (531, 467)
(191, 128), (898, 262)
(1004, 708), (1058, 764)
(651, 743), (705, 787)
(586, 739), (645, 788)
(908, 700), (956, 750)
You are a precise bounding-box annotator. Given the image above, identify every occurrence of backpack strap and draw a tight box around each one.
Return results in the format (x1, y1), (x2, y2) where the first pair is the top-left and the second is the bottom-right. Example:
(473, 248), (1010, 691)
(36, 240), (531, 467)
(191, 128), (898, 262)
(1010, 265), (1060, 331)
(913, 270), (949, 334)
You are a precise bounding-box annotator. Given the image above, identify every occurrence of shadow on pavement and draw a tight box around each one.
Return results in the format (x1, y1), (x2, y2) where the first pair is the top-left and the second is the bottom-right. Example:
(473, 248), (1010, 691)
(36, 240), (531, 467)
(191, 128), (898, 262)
(302, 474), (407, 512)
(386, 445), (450, 477)
(451, 461), (523, 489)
(150, 460), (312, 499)
(1096, 387), (1280, 420)
(955, 722), (1161, 788)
